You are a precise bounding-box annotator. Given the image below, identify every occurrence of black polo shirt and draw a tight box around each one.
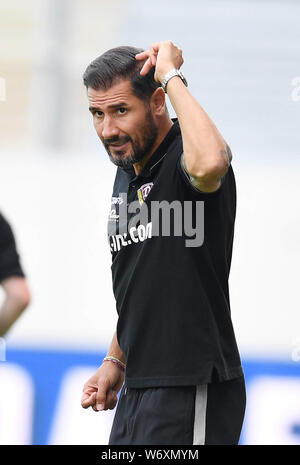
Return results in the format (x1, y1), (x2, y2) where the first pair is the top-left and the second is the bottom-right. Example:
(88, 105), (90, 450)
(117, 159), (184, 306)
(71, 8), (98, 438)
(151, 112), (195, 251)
(107, 119), (243, 388)
(0, 213), (25, 283)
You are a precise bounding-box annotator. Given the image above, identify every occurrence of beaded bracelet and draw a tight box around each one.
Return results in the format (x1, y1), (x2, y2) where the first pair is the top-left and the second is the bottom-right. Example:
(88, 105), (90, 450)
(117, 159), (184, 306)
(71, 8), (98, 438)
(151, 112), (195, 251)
(103, 356), (126, 372)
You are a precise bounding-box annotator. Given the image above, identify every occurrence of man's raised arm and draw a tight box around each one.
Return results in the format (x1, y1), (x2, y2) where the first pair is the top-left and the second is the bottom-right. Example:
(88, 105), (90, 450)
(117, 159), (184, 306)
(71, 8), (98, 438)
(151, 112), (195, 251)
(136, 41), (231, 193)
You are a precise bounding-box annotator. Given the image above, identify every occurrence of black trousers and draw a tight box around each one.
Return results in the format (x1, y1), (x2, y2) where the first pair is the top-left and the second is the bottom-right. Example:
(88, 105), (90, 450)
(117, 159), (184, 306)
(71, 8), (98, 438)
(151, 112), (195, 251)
(108, 376), (246, 445)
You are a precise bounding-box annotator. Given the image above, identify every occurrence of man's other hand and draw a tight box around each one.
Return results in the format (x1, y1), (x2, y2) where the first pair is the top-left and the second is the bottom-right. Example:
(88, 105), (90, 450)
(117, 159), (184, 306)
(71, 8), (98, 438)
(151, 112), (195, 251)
(81, 361), (125, 412)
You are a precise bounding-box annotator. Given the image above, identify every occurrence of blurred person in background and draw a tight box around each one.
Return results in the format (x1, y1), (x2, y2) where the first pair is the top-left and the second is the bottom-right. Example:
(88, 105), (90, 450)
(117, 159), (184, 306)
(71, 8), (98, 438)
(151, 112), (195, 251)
(0, 212), (31, 337)
(81, 41), (245, 445)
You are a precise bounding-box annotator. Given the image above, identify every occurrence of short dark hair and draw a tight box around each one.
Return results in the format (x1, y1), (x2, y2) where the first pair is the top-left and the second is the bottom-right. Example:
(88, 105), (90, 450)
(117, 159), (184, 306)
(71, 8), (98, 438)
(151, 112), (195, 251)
(83, 46), (161, 102)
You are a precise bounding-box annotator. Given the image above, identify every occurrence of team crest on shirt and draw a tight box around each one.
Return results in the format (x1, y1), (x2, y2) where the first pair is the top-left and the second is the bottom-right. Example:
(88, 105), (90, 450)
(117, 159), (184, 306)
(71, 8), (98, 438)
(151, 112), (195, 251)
(137, 182), (153, 205)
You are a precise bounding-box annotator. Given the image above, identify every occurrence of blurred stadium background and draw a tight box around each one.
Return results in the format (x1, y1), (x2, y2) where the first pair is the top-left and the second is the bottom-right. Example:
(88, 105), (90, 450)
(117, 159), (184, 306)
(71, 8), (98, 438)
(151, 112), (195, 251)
(0, 0), (299, 445)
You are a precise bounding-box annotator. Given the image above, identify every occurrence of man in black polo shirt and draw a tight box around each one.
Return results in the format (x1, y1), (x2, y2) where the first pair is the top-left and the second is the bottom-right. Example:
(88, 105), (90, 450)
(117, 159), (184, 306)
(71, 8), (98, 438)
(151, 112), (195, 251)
(81, 41), (246, 445)
(0, 212), (31, 337)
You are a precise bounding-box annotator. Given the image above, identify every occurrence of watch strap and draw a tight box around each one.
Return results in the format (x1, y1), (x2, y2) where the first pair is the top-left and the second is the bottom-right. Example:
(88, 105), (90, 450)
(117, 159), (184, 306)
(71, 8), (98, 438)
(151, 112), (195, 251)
(161, 68), (188, 93)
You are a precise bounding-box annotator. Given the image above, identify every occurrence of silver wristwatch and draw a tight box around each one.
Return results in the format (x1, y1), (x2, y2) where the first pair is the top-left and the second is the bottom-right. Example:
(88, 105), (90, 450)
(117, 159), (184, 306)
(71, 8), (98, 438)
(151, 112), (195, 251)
(161, 68), (188, 93)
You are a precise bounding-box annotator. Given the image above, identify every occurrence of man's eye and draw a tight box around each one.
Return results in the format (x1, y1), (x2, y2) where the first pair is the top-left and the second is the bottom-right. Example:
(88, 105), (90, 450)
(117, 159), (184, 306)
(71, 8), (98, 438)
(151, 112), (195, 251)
(118, 108), (127, 114)
(95, 111), (103, 117)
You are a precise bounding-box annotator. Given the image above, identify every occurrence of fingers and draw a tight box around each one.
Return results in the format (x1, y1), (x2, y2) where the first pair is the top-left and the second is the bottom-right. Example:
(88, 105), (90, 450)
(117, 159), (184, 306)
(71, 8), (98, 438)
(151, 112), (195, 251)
(92, 389), (117, 412)
(81, 365), (124, 413)
(95, 378), (119, 411)
(136, 42), (160, 60)
(136, 49), (158, 76)
(135, 41), (183, 78)
(135, 51), (150, 61)
(82, 386), (117, 412)
(81, 390), (97, 409)
(106, 389), (118, 410)
(94, 380), (107, 411)
(139, 58), (153, 76)
(136, 46), (158, 62)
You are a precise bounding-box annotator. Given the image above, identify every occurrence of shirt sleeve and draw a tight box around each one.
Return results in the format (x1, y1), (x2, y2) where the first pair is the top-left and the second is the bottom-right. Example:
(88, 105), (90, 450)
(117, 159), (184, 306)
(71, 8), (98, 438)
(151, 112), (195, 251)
(0, 213), (25, 283)
(177, 151), (229, 196)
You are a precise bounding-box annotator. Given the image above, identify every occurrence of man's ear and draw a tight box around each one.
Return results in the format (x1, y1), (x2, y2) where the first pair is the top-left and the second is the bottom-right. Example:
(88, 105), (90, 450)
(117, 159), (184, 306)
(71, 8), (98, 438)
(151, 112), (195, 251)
(150, 87), (166, 116)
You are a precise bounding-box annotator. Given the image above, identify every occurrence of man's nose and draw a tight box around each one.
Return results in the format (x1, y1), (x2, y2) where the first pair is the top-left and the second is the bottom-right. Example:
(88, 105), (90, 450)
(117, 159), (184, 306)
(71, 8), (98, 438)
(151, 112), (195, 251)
(101, 116), (119, 140)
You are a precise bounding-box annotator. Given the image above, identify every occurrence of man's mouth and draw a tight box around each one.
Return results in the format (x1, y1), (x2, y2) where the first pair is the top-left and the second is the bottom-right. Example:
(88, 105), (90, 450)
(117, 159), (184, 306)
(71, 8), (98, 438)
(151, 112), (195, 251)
(109, 139), (130, 151)
(107, 139), (130, 151)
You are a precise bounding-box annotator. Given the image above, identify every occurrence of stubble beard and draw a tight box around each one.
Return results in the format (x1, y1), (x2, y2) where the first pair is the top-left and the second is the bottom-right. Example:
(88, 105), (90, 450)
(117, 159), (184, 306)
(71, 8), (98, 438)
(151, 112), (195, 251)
(104, 108), (159, 170)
